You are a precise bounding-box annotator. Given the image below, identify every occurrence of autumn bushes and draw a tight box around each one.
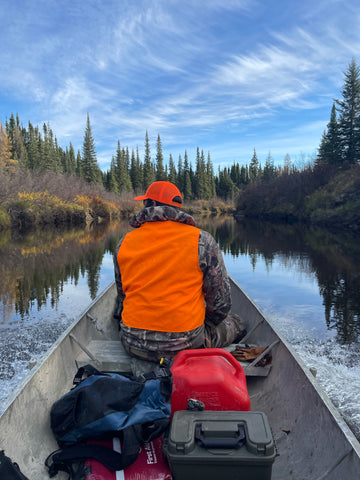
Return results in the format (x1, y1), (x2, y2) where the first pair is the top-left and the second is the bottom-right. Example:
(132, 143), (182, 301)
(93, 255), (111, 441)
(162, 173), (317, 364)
(6, 191), (85, 229)
(0, 170), (236, 232)
(0, 170), (138, 231)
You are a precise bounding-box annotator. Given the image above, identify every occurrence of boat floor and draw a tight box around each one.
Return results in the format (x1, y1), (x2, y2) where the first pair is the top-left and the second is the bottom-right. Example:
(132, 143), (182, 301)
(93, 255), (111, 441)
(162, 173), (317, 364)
(74, 339), (358, 479)
(1, 279), (360, 479)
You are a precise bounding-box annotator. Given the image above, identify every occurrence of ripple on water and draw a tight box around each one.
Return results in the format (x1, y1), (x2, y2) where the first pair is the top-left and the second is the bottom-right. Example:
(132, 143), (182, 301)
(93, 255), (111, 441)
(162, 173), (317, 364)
(0, 316), (72, 411)
(268, 309), (360, 442)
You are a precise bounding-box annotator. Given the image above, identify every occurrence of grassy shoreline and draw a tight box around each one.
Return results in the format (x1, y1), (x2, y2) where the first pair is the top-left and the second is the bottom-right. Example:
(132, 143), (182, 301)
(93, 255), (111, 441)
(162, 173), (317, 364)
(0, 173), (235, 233)
(0, 191), (137, 232)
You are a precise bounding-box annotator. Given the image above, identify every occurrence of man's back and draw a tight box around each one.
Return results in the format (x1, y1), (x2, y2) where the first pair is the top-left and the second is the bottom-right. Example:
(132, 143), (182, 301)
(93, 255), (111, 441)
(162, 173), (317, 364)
(117, 219), (205, 332)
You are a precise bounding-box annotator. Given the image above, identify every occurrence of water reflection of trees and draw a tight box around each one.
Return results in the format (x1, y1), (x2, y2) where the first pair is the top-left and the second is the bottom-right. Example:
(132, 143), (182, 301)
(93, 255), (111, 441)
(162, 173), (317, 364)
(197, 216), (360, 344)
(2, 214), (360, 343)
(0, 221), (130, 322)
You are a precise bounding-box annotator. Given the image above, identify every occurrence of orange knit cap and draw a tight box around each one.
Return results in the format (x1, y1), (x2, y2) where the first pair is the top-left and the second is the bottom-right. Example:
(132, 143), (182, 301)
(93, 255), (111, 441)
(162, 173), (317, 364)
(134, 181), (183, 207)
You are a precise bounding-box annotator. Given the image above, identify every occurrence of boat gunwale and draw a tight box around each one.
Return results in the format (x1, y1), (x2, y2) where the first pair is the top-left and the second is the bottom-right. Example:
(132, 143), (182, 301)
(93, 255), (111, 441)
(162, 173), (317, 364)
(0, 281), (115, 417)
(229, 276), (360, 456)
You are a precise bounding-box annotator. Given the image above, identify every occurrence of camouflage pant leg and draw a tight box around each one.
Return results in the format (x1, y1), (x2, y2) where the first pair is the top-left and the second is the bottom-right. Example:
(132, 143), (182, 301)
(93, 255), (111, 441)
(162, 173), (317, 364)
(120, 324), (205, 362)
(204, 313), (247, 348)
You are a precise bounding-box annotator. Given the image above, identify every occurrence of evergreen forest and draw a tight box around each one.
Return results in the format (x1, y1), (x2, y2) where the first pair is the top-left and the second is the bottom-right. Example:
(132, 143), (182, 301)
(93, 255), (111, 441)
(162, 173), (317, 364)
(1, 111), (286, 201)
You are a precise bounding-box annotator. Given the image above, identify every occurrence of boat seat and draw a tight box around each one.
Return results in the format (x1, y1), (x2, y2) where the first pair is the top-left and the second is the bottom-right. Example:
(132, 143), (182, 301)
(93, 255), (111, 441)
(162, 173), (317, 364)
(75, 338), (273, 377)
(74, 339), (169, 377)
(75, 339), (133, 374)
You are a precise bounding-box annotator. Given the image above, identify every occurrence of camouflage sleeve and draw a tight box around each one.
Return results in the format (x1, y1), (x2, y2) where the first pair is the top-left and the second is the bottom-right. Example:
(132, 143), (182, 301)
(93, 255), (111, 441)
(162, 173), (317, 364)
(113, 237), (126, 320)
(198, 230), (231, 325)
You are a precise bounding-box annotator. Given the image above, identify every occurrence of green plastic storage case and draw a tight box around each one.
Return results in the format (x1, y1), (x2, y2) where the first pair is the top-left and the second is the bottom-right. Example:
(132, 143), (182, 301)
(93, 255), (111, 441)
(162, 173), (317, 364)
(163, 410), (276, 480)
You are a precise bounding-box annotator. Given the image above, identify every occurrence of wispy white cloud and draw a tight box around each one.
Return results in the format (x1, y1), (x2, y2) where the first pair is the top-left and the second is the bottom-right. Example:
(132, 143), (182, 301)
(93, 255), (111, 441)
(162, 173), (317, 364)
(1, 0), (360, 169)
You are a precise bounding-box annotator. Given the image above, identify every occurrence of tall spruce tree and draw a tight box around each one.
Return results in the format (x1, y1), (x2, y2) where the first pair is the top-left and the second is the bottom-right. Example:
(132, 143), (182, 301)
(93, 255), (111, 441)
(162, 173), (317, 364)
(336, 59), (360, 164)
(27, 122), (40, 170)
(263, 152), (277, 181)
(168, 154), (177, 184)
(206, 152), (216, 198)
(41, 122), (60, 172)
(177, 154), (184, 192)
(249, 148), (260, 181)
(155, 134), (166, 180)
(12, 127), (27, 168)
(230, 162), (241, 187)
(6, 114), (16, 149)
(195, 147), (207, 198)
(6, 114), (27, 168)
(240, 165), (249, 184)
(184, 170), (193, 200)
(76, 150), (82, 177)
(115, 140), (132, 192)
(317, 104), (342, 166)
(130, 148), (142, 192)
(108, 156), (119, 193)
(81, 113), (100, 183)
(68, 142), (76, 174)
(143, 131), (154, 188)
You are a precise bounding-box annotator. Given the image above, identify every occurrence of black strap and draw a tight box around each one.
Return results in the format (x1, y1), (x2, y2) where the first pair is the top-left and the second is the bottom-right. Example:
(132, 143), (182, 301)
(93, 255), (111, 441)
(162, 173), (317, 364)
(142, 418), (170, 442)
(45, 426), (142, 478)
(72, 364), (110, 386)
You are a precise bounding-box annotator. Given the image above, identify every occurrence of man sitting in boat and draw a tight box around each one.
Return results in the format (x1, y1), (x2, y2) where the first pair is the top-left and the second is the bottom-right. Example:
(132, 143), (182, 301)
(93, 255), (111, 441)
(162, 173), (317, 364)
(113, 181), (246, 362)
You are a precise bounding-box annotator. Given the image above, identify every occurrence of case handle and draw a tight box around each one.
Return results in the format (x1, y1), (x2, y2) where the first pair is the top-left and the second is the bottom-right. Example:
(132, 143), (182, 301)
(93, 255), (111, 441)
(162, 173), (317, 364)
(195, 424), (246, 449)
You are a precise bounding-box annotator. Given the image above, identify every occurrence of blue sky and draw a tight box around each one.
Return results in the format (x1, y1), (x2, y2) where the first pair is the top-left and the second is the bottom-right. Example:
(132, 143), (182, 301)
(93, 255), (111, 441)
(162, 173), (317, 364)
(1, 0), (359, 171)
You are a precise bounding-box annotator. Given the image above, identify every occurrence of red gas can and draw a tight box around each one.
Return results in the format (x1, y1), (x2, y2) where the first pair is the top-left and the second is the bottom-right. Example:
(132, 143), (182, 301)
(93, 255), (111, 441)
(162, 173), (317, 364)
(170, 348), (250, 415)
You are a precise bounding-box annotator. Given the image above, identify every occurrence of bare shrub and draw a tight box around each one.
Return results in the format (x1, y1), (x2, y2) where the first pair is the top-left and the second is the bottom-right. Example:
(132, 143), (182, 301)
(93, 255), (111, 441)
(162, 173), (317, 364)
(0, 169), (131, 205)
(236, 167), (334, 220)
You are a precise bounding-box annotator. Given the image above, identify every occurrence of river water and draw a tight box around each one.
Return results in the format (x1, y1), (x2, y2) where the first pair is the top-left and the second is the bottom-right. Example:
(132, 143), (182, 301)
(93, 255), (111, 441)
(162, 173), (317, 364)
(0, 216), (359, 441)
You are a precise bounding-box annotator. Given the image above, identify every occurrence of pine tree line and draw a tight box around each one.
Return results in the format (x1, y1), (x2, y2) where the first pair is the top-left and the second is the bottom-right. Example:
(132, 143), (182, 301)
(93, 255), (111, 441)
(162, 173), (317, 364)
(2, 58), (359, 202)
(0, 112), (295, 200)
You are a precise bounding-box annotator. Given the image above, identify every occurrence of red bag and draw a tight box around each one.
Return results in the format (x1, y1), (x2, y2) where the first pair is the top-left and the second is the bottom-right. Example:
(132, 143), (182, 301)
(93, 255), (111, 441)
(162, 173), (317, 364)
(86, 437), (172, 480)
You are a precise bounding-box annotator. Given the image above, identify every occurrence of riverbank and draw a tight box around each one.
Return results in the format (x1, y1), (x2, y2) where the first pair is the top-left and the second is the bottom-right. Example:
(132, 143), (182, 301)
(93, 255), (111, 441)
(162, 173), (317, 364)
(0, 170), (235, 233)
(0, 170), (137, 232)
(0, 191), (136, 231)
(235, 164), (360, 233)
(3, 163), (360, 234)
(0, 195), (234, 232)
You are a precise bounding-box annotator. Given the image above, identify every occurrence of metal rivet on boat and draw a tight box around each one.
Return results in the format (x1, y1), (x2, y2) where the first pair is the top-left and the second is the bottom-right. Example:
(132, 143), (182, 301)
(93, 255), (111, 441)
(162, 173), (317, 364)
(29, 359), (37, 369)
(309, 367), (317, 377)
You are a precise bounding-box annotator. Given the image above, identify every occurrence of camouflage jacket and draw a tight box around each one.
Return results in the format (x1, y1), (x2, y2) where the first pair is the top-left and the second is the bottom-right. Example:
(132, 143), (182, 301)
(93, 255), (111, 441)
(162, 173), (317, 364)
(113, 206), (231, 356)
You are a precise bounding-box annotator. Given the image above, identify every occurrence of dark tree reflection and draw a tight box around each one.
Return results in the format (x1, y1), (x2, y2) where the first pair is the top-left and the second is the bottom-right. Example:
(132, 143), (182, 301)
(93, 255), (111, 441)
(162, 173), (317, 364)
(197, 217), (360, 344)
(1, 215), (359, 344)
(0, 221), (131, 321)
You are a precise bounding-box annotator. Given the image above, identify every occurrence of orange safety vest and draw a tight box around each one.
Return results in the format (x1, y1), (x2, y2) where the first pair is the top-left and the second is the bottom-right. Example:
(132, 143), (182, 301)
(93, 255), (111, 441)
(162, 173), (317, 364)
(117, 221), (205, 332)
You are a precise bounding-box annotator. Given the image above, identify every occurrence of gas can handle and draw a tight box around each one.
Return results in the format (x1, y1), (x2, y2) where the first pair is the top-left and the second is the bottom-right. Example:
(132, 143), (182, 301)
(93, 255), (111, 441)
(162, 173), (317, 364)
(173, 348), (246, 381)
